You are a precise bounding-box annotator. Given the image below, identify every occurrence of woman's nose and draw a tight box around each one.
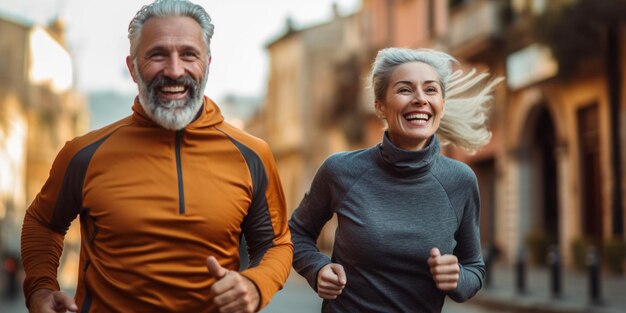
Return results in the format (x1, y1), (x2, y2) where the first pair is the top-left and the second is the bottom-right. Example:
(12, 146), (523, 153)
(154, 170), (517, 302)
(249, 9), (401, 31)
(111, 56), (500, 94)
(413, 91), (427, 105)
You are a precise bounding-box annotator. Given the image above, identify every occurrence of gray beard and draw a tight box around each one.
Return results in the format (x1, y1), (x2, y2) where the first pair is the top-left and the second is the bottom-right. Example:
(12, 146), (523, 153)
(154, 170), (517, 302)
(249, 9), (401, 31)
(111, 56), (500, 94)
(135, 67), (208, 130)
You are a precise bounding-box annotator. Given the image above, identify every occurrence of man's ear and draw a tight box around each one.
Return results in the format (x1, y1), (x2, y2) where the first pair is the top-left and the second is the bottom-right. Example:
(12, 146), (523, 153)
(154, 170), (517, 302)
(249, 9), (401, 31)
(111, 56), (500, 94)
(206, 55), (212, 76)
(126, 56), (137, 83)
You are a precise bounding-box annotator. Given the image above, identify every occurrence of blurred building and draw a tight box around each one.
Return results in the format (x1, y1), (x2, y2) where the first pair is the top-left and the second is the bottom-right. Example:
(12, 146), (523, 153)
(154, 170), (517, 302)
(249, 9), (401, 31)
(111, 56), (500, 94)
(493, 0), (625, 268)
(0, 11), (88, 271)
(252, 6), (367, 213)
(87, 91), (135, 131)
(253, 0), (626, 270)
(219, 94), (262, 130)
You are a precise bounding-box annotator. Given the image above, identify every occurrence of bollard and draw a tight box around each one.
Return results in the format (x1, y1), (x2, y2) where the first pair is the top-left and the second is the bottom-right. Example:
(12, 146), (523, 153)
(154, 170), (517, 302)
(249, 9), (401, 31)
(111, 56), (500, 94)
(588, 246), (602, 305)
(515, 249), (526, 294)
(548, 245), (561, 298)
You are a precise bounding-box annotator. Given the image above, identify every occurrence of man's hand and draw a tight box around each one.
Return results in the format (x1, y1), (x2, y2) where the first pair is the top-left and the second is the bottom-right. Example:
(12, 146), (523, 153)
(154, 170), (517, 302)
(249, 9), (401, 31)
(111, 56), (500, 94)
(28, 288), (77, 313)
(316, 263), (346, 300)
(206, 256), (260, 313)
(427, 247), (460, 291)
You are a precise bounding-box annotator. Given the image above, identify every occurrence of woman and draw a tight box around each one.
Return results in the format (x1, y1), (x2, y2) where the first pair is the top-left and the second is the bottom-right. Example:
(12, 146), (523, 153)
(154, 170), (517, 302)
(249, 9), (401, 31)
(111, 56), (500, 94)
(289, 48), (503, 312)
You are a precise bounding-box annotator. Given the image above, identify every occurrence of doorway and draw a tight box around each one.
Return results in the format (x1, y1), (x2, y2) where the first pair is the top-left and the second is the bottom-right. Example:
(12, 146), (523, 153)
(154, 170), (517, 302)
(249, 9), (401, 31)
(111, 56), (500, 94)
(519, 104), (560, 247)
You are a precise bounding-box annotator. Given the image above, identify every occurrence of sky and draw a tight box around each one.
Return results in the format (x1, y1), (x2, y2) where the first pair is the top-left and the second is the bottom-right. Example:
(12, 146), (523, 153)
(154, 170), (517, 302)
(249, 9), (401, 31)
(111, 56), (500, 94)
(0, 0), (361, 101)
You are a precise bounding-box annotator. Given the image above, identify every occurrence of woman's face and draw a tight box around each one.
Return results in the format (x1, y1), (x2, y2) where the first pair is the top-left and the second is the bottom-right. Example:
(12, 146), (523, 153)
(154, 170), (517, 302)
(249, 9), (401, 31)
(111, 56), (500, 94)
(375, 61), (445, 151)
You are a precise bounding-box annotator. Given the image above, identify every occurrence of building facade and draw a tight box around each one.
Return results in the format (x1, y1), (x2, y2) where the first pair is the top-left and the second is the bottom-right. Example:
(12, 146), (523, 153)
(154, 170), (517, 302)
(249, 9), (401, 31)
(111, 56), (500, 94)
(253, 0), (625, 270)
(0, 12), (88, 275)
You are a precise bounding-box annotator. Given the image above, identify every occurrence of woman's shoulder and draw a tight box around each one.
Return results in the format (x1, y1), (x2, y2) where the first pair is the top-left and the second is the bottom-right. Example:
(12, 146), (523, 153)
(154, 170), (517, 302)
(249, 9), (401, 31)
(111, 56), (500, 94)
(434, 156), (478, 184)
(324, 147), (373, 166)
(317, 147), (375, 178)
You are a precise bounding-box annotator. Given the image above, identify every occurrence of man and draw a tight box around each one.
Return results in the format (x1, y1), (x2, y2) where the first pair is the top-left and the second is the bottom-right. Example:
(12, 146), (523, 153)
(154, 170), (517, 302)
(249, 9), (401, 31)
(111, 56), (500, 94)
(20, 1), (292, 312)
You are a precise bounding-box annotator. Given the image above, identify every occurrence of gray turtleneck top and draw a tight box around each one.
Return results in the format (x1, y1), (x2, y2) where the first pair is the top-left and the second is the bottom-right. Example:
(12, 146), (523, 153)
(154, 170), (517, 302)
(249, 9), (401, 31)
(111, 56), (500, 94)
(289, 133), (484, 313)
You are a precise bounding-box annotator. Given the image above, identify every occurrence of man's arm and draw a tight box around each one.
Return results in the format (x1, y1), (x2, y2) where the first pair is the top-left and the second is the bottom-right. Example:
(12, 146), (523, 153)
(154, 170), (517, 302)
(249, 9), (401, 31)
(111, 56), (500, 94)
(237, 142), (293, 310)
(21, 140), (84, 309)
(21, 210), (67, 308)
(27, 288), (77, 313)
(205, 256), (260, 313)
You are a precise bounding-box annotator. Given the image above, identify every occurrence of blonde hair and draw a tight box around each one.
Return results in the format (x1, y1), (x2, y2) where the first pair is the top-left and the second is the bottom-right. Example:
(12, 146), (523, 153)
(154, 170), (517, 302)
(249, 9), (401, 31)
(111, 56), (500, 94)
(370, 48), (504, 152)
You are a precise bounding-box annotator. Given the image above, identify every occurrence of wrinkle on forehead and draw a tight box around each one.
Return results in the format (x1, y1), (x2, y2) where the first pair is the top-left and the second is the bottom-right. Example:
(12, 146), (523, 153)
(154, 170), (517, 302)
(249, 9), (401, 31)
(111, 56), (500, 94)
(138, 16), (206, 55)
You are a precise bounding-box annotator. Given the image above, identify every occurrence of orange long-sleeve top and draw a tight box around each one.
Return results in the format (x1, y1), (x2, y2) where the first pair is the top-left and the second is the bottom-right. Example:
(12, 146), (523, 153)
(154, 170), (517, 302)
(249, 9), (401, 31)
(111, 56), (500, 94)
(21, 97), (293, 312)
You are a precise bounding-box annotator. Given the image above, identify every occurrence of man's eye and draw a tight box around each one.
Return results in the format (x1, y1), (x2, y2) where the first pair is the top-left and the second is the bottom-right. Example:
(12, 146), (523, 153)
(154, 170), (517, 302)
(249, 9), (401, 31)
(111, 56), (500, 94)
(182, 52), (198, 60)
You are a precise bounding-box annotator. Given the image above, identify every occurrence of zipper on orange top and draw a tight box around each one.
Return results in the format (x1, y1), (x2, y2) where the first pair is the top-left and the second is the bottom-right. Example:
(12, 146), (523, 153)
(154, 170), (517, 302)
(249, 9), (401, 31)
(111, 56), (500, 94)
(175, 129), (185, 214)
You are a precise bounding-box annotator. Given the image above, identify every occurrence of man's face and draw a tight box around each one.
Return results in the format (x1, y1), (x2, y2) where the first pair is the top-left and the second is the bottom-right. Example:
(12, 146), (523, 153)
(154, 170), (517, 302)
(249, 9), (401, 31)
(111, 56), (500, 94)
(126, 16), (210, 130)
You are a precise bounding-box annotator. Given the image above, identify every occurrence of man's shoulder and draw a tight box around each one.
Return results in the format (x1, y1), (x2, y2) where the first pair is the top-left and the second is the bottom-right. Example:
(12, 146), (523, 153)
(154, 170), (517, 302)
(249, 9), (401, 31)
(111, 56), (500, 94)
(48, 116), (133, 171)
(216, 122), (273, 157)
(63, 116), (134, 154)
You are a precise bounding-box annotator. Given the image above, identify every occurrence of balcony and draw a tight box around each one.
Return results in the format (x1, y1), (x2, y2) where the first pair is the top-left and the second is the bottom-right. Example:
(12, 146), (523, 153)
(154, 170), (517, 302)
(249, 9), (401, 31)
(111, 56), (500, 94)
(447, 0), (503, 56)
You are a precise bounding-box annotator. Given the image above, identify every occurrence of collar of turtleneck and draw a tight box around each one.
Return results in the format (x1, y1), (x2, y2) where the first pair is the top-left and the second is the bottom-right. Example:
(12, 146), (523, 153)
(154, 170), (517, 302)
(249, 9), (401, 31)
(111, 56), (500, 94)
(374, 131), (440, 178)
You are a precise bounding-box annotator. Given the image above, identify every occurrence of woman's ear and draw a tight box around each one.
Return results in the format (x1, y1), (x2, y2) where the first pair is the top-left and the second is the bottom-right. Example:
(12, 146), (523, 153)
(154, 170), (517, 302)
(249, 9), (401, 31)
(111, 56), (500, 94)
(374, 100), (386, 120)
(441, 99), (445, 119)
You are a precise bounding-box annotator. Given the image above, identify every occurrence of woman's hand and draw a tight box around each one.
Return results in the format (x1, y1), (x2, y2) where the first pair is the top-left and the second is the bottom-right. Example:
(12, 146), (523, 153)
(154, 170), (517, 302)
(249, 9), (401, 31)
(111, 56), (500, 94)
(316, 263), (347, 300)
(427, 247), (460, 291)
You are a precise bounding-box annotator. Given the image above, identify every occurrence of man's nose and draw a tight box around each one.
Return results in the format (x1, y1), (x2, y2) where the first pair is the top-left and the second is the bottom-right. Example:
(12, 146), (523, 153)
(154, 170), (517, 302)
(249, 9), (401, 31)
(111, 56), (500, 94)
(163, 56), (185, 79)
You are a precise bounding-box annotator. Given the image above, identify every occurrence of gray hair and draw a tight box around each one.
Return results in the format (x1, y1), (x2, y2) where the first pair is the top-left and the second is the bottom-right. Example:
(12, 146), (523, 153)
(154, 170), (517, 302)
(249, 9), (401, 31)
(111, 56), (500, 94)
(128, 0), (214, 59)
(369, 47), (504, 152)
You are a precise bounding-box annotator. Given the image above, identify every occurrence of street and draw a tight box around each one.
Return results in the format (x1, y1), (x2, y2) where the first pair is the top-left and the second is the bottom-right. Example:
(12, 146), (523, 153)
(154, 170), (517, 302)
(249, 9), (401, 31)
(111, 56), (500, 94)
(263, 272), (508, 313)
(1, 272), (509, 313)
